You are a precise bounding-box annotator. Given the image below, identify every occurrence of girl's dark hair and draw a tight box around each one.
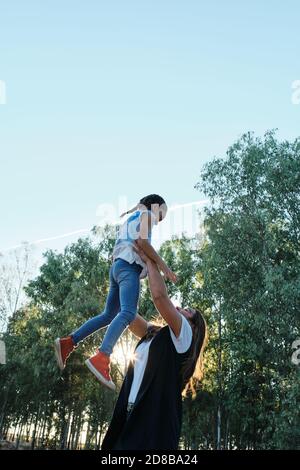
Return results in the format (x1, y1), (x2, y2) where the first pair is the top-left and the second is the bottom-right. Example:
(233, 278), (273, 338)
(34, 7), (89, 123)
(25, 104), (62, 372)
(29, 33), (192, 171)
(120, 194), (167, 218)
(139, 194), (166, 210)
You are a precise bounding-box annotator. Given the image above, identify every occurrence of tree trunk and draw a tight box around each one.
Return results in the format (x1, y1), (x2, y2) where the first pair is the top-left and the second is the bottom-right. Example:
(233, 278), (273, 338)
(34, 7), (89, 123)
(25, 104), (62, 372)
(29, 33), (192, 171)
(31, 404), (41, 450)
(60, 408), (71, 450)
(0, 379), (12, 439)
(216, 304), (222, 450)
(84, 419), (91, 449)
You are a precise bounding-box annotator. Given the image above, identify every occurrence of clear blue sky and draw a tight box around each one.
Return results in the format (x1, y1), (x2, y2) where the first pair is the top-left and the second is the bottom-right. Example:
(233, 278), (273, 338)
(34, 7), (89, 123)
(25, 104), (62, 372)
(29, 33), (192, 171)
(1, 0), (300, 253)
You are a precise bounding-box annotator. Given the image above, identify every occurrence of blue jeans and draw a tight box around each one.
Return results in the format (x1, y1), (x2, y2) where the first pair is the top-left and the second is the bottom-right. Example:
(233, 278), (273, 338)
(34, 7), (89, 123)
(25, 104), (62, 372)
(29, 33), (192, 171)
(71, 258), (142, 356)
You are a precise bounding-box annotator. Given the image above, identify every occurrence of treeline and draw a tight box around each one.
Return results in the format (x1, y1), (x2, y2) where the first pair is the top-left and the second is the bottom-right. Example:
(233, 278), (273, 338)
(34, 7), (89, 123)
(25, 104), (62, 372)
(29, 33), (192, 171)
(0, 131), (299, 449)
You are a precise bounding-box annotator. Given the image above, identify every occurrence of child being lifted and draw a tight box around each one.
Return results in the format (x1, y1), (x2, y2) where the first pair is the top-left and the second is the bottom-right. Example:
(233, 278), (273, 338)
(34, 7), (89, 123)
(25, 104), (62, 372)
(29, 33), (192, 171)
(54, 194), (177, 390)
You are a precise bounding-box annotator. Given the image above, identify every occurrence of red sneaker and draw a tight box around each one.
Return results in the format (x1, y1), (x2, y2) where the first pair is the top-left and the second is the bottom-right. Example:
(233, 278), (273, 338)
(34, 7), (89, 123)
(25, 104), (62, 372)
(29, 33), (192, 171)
(54, 336), (75, 371)
(85, 351), (116, 391)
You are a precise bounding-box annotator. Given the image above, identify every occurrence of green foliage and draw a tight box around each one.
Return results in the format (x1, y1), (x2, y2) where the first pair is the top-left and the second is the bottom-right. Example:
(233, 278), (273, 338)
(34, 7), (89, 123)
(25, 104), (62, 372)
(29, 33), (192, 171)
(0, 232), (117, 449)
(195, 130), (300, 449)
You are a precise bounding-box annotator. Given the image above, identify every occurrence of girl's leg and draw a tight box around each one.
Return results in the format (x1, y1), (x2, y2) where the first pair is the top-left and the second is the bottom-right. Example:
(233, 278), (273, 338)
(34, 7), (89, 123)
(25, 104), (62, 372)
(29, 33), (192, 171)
(99, 263), (141, 356)
(71, 266), (120, 345)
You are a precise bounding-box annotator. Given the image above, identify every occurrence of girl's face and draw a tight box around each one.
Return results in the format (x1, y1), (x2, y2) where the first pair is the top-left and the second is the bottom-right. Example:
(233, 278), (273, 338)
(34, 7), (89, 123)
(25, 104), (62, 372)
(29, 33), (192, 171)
(141, 202), (167, 223)
(157, 203), (168, 222)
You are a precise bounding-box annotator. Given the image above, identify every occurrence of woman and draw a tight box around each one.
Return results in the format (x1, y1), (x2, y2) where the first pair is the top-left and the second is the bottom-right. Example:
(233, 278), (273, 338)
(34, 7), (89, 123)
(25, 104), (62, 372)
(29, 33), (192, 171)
(101, 242), (207, 451)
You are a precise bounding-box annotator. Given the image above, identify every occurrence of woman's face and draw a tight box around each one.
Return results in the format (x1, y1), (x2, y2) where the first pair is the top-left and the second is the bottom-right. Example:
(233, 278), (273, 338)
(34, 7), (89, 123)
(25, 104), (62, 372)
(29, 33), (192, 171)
(176, 307), (196, 324)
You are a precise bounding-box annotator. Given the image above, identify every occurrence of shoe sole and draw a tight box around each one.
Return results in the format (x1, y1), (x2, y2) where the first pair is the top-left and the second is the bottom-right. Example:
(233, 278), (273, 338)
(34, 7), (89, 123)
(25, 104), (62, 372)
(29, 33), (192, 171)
(85, 359), (116, 391)
(54, 338), (65, 371)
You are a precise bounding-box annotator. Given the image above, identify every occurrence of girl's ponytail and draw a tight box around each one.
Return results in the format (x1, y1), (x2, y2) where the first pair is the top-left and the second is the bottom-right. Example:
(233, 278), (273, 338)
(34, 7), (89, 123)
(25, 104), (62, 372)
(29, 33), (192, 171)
(119, 194), (166, 218)
(119, 204), (139, 218)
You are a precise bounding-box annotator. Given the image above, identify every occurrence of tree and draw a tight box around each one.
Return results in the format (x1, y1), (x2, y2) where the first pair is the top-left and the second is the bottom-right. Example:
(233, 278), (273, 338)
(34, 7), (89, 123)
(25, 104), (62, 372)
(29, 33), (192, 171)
(195, 130), (300, 449)
(0, 243), (34, 332)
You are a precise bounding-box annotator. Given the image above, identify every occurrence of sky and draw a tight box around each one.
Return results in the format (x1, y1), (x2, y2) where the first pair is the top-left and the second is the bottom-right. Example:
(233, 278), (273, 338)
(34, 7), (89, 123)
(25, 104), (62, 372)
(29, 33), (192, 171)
(1, 0), (300, 255)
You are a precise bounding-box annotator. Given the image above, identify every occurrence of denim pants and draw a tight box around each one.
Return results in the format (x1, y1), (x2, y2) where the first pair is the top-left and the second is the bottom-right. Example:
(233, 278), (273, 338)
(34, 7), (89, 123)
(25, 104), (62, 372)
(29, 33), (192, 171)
(72, 258), (142, 356)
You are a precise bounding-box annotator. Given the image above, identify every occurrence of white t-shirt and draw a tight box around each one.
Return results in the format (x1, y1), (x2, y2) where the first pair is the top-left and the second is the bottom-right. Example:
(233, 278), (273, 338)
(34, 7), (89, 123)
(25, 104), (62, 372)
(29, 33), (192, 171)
(112, 209), (157, 279)
(128, 316), (193, 404)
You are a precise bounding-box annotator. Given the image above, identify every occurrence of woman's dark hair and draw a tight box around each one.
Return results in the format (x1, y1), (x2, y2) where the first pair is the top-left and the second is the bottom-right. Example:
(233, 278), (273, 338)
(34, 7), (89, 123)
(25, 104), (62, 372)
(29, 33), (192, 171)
(143, 309), (208, 398)
(181, 309), (207, 398)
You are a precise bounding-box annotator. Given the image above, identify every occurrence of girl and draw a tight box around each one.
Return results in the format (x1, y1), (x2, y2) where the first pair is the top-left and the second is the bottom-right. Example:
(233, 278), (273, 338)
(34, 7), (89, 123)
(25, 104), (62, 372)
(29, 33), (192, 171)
(54, 194), (177, 391)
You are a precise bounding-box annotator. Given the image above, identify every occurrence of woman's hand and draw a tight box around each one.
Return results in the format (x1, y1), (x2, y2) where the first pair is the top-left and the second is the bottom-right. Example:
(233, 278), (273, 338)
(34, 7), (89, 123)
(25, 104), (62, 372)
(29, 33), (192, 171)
(159, 262), (178, 283)
(133, 242), (151, 264)
(134, 242), (177, 283)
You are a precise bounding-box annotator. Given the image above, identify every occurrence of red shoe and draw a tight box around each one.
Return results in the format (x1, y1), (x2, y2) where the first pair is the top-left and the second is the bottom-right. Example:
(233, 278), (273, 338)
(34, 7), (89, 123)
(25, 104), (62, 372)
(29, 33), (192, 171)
(85, 351), (116, 391)
(54, 336), (75, 371)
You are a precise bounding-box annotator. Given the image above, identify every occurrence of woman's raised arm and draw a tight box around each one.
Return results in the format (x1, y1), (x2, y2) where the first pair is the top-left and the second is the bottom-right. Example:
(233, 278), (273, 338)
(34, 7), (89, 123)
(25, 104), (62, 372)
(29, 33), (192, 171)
(129, 313), (149, 338)
(145, 260), (182, 337)
(134, 242), (182, 338)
